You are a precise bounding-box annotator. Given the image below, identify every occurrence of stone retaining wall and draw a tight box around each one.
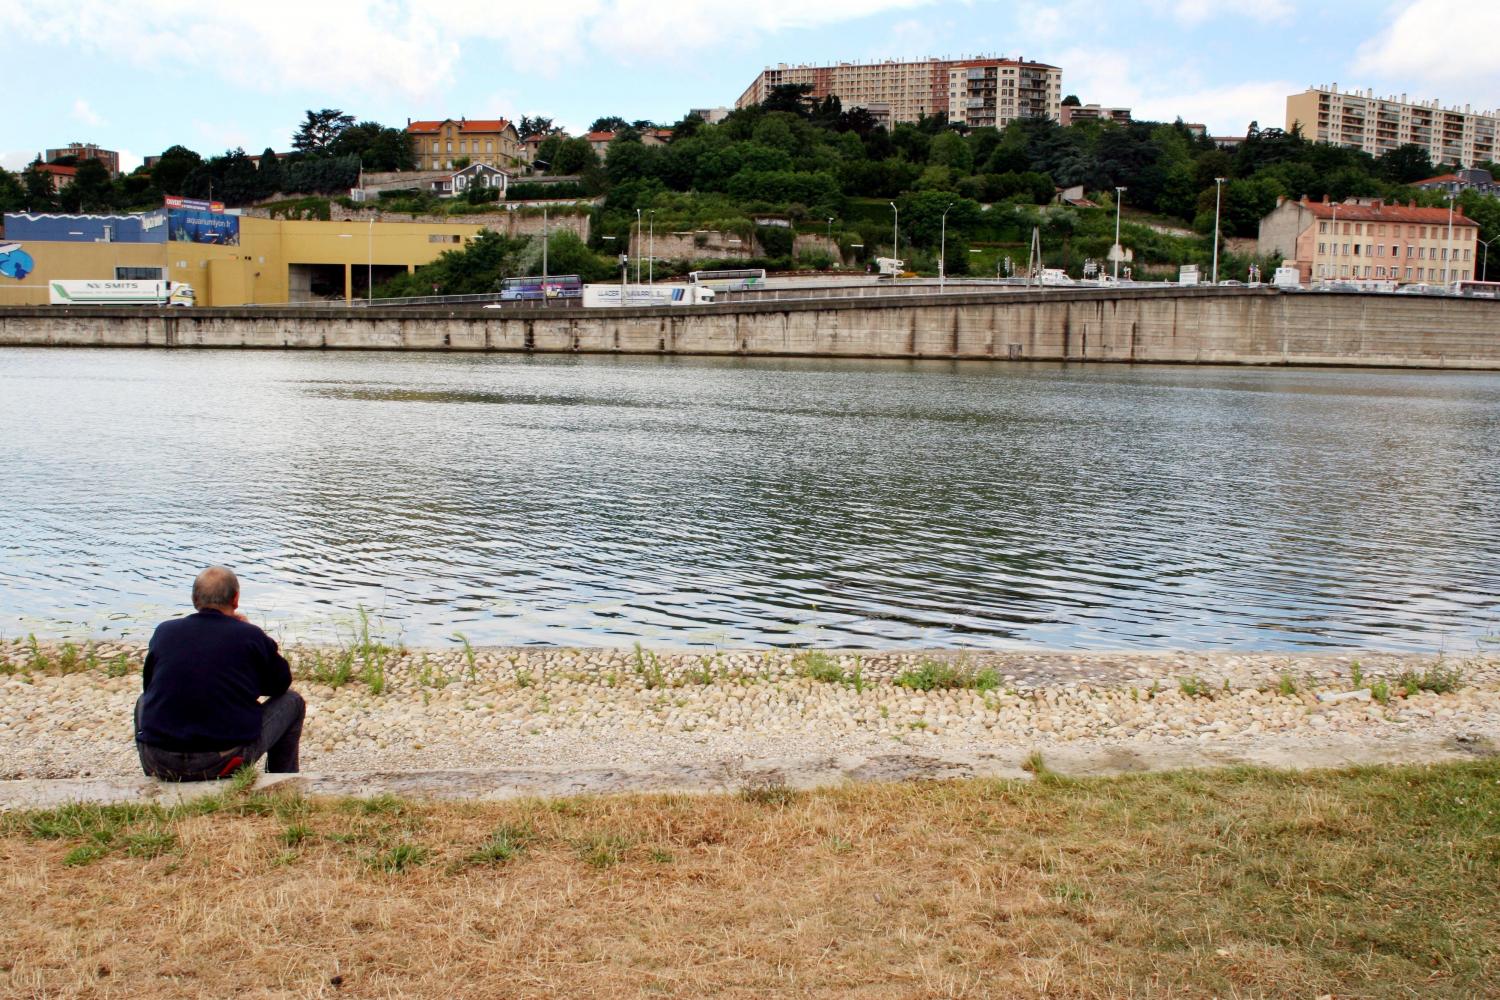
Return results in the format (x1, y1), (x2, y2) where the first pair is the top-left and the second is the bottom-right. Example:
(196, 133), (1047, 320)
(2, 288), (1498, 369)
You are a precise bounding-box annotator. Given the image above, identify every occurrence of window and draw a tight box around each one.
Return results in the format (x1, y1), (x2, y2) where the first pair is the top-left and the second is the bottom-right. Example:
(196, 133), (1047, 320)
(1319, 221), (1328, 234)
(1343, 243), (1350, 256)
(1354, 244), (1361, 256)
(1376, 244), (1385, 256)
(115, 266), (164, 280)
(1376, 266), (1386, 277)
(1391, 245), (1398, 257)
(431, 140), (438, 152)
(1364, 266), (1371, 277)
(1404, 267), (1412, 278)
(446, 141), (452, 152)
(1418, 247), (1425, 259)
(1318, 242), (1326, 255)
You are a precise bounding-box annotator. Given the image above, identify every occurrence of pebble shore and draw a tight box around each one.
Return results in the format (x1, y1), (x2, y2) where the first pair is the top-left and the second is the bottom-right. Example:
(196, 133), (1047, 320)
(3, 640), (1498, 784)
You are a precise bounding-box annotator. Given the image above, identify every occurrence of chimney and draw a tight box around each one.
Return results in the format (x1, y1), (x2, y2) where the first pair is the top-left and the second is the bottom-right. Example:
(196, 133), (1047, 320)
(1300, 194), (1310, 205)
(406, 117), (411, 126)
(1409, 199), (1416, 208)
(1372, 199), (1383, 210)
(1276, 194), (1286, 207)
(1322, 193), (1330, 203)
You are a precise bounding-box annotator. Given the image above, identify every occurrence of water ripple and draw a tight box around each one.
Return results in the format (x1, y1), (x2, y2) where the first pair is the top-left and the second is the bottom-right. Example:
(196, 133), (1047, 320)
(2, 349), (1498, 649)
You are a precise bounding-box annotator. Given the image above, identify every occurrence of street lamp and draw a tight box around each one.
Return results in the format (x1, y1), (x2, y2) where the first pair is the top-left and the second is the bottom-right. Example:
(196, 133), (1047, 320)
(1211, 177), (1226, 285)
(1444, 192), (1456, 288)
(1113, 186), (1126, 283)
(889, 201), (899, 272)
(367, 216), (373, 304)
(542, 205), (549, 287)
(939, 202), (953, 291)
(1479, 235), (1494, 283)
(649, 210), (655, 286)
(635, 208), (642, 285)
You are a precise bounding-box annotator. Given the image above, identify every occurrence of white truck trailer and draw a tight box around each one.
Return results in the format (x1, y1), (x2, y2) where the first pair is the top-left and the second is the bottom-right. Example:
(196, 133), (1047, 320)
(48, 280), (196, 307)
(582, 284), (716, 307)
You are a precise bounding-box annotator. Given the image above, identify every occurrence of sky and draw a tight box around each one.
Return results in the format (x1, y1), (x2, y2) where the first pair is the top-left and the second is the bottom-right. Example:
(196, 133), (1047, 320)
(2, 0), (1496, 174)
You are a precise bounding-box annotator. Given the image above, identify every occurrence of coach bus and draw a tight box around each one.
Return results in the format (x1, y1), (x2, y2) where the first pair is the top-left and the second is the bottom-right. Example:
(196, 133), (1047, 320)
(686, 268), (767, 292)
(498, 274), (583, 301)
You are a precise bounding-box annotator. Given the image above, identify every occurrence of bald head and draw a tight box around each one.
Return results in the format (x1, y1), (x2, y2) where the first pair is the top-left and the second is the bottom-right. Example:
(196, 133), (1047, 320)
(192, 566), (240, 612)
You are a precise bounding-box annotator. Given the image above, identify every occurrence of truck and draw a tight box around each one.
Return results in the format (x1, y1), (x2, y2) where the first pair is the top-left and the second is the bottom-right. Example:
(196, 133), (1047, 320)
(1272, 266), (1303, 289)
(581, 283), (716, 307)
(49, 280), (196, 307)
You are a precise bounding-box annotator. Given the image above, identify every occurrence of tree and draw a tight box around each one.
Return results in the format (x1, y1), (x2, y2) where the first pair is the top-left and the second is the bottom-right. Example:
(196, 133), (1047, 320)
(0, 168), (26, 212)
(328, 121), (415, 170)
(550, 137), (599, 175)
(1062, 95), (1081, 107)
(1377, 144), (1435, 185)
(589, 116), (629, 133)
(761, 83), (814, 117)
(21, 163), (57, 211)
(150, 145), (204, 197)
(292, 108), (355, 154)
(518, 115), (555, 139)
(58, 158), (115, 212)
(257, 147), (283, 197)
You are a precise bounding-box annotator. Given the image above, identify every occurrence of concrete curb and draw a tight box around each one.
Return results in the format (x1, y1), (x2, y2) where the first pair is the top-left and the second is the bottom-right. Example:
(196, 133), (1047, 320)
(2, 732), (1487, 811)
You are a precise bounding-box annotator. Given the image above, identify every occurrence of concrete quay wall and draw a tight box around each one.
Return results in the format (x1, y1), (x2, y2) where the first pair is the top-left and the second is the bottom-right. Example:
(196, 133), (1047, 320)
(1, 288), (1497, 369)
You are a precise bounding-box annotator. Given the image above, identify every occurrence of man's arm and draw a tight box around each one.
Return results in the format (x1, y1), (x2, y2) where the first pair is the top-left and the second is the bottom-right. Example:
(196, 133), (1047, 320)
(256, 632), (293, 698)
(142, 628), (160, 691)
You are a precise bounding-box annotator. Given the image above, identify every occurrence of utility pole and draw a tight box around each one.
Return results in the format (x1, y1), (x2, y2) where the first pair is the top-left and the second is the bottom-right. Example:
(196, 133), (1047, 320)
(1113, 186), (1126, 282)
(1212, 177), (1226, 285)
(889, 201), (899, 273)
(649, 210), (655, 285)
(939, 203), (952, 291)
(635, 208), (642, 284)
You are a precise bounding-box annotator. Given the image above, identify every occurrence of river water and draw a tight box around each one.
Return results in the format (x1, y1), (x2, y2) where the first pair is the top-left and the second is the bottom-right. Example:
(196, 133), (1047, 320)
(2, 348), (1498, 650)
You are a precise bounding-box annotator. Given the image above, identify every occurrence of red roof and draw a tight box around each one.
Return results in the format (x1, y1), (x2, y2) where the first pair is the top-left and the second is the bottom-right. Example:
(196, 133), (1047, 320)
(585, 131), (615, 142)
(1302, 198), (1477, 227)
(35, 163), (77, 177)
(406, 118), (513, 134)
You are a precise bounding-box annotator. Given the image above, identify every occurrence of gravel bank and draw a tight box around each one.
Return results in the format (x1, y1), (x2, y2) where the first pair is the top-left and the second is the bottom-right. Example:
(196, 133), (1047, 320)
(2, 641), (1497, 783)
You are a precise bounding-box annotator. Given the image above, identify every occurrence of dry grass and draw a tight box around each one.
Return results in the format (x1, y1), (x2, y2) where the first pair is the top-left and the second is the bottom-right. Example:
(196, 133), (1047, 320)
(2, 762), (1498, 998)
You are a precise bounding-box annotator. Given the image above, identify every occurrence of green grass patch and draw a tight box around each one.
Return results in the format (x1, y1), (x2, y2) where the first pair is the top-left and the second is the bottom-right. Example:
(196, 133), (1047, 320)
(893, 658), (1000, 692)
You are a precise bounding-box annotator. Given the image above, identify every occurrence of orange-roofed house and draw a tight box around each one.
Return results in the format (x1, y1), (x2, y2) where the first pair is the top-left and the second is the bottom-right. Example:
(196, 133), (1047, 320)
(32, 162), (78, 194)
(1258, 195), (1480, 285)
(405, 118), (525, 172)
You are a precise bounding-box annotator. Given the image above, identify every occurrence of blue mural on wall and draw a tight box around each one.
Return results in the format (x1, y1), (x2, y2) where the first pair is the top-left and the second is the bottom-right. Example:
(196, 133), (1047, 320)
(0, 242), (35, 280)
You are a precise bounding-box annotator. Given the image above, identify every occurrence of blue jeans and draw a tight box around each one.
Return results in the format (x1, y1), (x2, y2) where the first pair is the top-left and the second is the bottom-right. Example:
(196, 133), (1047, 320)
(135, 690), (305, 780)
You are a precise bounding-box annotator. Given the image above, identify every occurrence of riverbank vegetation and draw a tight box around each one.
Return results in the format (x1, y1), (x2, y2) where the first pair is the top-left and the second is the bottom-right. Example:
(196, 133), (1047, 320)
(4, 95), (1498, 286)
(3, 761), (1497, 996)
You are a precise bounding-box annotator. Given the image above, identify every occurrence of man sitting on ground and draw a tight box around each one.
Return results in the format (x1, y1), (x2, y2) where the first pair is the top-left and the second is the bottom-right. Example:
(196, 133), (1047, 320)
(134, 566), (304, 781)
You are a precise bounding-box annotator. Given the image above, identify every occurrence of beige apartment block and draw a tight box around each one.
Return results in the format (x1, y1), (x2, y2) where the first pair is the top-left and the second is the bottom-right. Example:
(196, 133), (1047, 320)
(1258, 195), (1480, 284)
(405, 118), (526, 172)
(736, 56), (1061, 127)
(947, 60), (1062, 128)
(1286, 86), (1498, 168)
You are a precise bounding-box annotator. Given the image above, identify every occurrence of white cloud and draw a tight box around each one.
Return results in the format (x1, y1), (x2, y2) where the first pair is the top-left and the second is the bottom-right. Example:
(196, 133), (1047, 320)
(72, 98), (103, 127)
(1056, 44), (1291, 134)
(0, 150), (37, 171)
(1152, 0), (1292, 26)
(1, 0), (935, 98)
(117, 149), (143, 173)
(1354, 1), (1500, 106)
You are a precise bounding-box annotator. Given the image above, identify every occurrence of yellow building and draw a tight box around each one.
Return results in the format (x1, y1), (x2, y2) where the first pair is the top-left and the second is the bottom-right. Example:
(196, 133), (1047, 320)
(405, 118), (526, 171)
(0, 213), (487, 306)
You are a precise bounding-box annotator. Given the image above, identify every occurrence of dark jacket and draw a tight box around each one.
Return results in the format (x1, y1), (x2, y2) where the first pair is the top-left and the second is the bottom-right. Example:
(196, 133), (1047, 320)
(136, 609), (292, 752)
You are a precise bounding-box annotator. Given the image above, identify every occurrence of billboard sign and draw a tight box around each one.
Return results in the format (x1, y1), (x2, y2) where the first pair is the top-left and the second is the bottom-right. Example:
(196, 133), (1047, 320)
(164, 195), (225, 213)
(168, 208), (239, 245)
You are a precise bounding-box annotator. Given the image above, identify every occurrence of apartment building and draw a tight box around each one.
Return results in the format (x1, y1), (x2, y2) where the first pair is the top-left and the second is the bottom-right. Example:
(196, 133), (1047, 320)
(1060, 104), (1131, 127)
(738, 56), (1061, 127)
(42, 142), (121, 176)
(947, 59), (1063, 128)
(405, 118), (526, 171)
(1258, 195), (1480, 284)
(1286, 86), (1498, 168)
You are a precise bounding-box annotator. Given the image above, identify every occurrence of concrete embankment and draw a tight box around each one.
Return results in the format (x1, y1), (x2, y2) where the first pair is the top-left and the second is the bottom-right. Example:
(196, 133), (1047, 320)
(3, 643), (1496, 807)
(2, 287), (1498, 368)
